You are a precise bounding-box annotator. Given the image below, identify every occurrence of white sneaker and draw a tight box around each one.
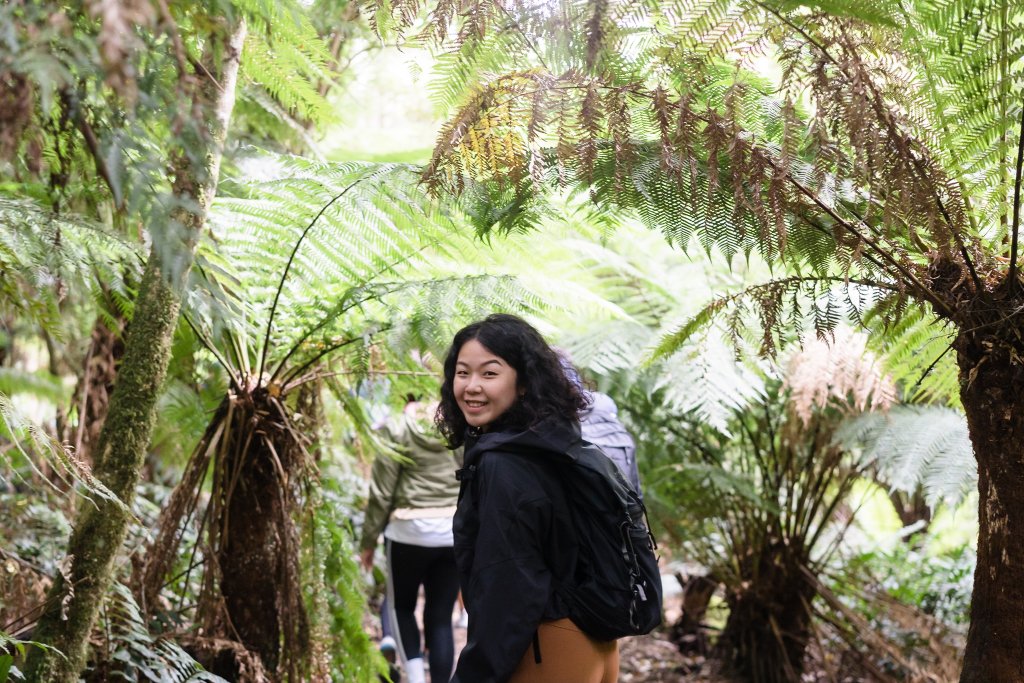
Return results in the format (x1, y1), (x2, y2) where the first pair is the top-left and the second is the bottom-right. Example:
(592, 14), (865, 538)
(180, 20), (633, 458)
(406, 657), (425, 683)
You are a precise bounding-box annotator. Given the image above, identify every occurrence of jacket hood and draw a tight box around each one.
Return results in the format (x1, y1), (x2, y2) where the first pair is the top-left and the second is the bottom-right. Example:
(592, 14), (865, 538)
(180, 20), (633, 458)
(581, 391), (617, 420)
(464, 416), (582, 465)
(403, 412), (447, 452)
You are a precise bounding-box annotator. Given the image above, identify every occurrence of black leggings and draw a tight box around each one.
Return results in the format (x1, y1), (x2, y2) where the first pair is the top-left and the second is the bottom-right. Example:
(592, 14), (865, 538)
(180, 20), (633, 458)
(386, 539), (460, 680)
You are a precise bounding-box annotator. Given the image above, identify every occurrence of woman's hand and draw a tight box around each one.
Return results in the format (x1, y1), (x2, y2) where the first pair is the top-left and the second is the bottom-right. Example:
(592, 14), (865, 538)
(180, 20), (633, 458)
(359, 547), (375, 571)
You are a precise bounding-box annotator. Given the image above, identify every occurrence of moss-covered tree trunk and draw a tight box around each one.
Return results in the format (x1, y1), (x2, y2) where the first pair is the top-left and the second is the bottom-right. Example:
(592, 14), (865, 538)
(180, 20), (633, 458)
(23, 21), (246, 683)
(957, 328), (1024, 683)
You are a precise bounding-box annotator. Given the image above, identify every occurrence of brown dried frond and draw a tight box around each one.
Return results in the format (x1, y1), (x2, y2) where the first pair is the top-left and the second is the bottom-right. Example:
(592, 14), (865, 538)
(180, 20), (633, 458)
(703, 110), (730, 197)
(749, 146), (771, 256)
(456, 0), (507, 46)
(798, 19), (968, 265)
(754, 284), (785, 358)
(134, 400), (227, 613)
(553, 88), (577, 185)
(175, 635), (273, 683)
(785, 326), (896, 424)
(0, 550), (52, 637)
(673, 92), (700, 203)
(579, 81), (603, 182)
(723, 85), (751, 231)
(605, 86), (635, 194)
(651, 85), (675, 171)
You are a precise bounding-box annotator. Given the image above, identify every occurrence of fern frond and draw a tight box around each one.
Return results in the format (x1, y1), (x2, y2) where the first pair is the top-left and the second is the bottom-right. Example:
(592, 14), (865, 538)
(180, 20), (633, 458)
(862, 300), (960, 405)
(652, 275), (895, 361)
(836, 405), (975, 508)
(0, 393), (129, 513)
(0, 197), (140, 337)
(94, 583), (228, 682)
(0, 369), (66, 405)
(234, 0), (337, 125)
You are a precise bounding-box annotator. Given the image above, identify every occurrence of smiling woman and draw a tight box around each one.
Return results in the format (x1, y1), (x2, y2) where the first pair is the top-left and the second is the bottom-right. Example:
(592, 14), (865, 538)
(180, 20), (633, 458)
(453, 339), (521, 429)
(434, 314), (627, 683)
(436, 314), (587, 449)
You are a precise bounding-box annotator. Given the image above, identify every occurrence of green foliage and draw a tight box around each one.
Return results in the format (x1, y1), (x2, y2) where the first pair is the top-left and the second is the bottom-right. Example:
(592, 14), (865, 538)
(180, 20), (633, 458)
(653, 276), (891, 364)
(149, 323), (230, 467)
(549, 216), (768, 434)
(849, 542), (975, 628)
(862, 304), (961, 406)
(0, 394), (127, 514)
(837, 405), (976, 509)
(192, 154), (541, 391)
(304, 469), (388, 682)
(1, 0), (341, 282)
(816, 542), (973, 677)
(386, 0), (1024, 390)
(0, 369), (65, 405)
(643, 376), (874, 680)
(0, 197), (139, 340)
(135, 154), (555, 678)
(0, 492), (71, 577)
(89, 584), (226, 682)
(0, 631), (60, 683)
(234, 0), (336, 122)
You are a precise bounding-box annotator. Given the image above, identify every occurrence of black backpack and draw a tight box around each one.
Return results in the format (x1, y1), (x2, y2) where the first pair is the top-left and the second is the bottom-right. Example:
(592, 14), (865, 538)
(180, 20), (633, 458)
(550, 440), (663, 641)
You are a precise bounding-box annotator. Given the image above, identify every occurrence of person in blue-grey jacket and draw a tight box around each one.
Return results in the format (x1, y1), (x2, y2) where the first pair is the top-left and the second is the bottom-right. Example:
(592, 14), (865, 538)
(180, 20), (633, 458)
(558, 352), (642, 498)
(579, 391), (641, 497)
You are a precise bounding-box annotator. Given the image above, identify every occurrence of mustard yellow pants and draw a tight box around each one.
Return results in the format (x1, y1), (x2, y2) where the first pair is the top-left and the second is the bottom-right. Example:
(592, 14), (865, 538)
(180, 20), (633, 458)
(509, 619), (619, 683)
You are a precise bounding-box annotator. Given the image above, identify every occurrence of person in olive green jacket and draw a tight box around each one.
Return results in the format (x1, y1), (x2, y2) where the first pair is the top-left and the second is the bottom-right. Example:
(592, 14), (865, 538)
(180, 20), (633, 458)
(360, 400), (462, 683)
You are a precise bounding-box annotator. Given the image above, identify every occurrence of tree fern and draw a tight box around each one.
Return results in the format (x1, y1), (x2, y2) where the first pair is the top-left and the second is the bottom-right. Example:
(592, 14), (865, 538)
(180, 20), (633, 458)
(392, 0), (1024, 336)
(136, 153), (624, 677)
(193, 156), (548, 386)
(380, 0), (1024, 674)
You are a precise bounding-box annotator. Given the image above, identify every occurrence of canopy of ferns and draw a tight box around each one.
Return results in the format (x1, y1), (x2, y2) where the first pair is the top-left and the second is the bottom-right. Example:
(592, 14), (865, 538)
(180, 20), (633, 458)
(366, 0), (1024, 385)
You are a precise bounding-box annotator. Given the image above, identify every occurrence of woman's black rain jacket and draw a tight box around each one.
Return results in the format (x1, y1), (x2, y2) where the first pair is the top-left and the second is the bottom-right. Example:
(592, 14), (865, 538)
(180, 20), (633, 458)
(450, 417), (581, 683)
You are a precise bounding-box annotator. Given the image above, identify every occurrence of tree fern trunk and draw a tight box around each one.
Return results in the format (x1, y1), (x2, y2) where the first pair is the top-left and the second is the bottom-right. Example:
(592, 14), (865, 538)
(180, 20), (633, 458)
(69, 316), (126, 464)
(958, 332), (1024, 683)
(202, 392), (310, 679)
(22, 21), (246, 682)
(715, 541), (816, 683)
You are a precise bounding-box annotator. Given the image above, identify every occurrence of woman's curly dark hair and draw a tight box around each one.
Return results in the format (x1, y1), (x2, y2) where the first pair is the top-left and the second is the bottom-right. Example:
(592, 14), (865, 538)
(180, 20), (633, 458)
(435, 314), (590, 448)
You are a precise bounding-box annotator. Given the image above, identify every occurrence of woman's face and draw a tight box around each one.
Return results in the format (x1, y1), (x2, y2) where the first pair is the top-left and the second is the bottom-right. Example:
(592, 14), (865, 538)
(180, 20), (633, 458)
(454, 339), (519, 430)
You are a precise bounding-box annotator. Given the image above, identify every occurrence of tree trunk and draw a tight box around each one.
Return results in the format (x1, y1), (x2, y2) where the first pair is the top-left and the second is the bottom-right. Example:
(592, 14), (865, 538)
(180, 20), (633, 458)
(958, 331), (1024, 683)
(23, 21), (246, 682)
(69, 316), (126, 464)
(669, 573), (717, 657)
